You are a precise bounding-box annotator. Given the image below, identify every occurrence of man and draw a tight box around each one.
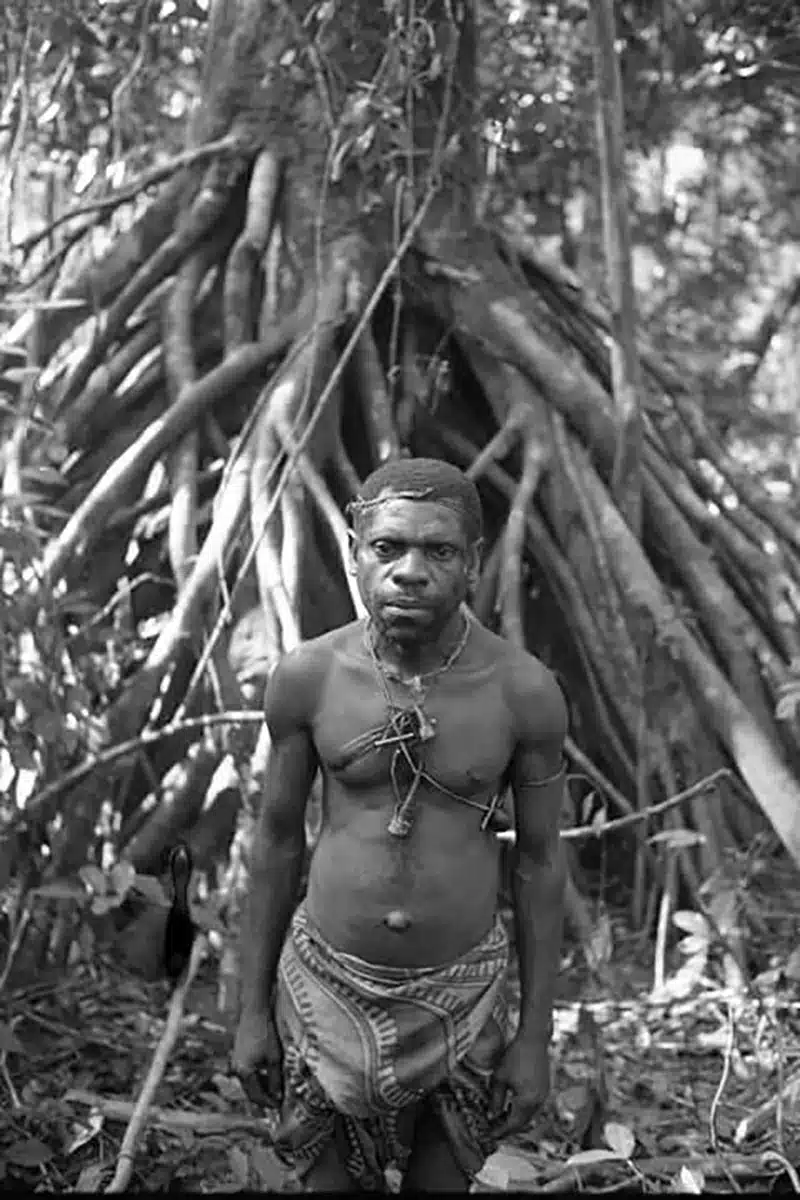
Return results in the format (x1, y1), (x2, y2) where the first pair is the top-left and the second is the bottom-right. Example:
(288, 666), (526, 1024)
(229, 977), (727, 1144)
(232, 457), (567, 1191)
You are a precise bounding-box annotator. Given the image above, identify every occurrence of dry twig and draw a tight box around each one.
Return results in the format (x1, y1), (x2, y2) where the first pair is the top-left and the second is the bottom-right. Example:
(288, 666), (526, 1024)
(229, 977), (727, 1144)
(105, 934), (208, 1193)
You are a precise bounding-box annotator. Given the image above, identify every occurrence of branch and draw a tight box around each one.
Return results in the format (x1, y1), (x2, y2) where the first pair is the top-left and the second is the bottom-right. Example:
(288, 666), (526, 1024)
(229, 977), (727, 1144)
(111, 0), (155, 161)
(736, 270), (800, 390)
(172, 189), (439, 723)
(164, 252), (205, 589)
(14, 137), (242, 256)
(64, 1090), (273, 1138)
(25, 713), (263, 822)
(562, 767), (739, 841)
(57, 163), (247, 415)
(106, 934), (207, 1193)
(41, 311), (306, 586)
(224, 151), (282, 350)
(293, 447), (368, 620)
(589, 0), (643, 532)
(352, 327), (401, 464)
(499, 434), (548, 647)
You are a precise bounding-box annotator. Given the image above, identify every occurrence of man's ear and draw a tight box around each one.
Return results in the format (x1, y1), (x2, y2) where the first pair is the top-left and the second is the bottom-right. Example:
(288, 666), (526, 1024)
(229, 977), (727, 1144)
(347, 528), (359, 575)
(467, 538), (484, 590)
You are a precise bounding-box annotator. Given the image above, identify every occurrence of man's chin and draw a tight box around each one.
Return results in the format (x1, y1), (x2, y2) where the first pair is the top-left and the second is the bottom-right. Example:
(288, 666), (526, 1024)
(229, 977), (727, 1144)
(375, 607), (434, 641)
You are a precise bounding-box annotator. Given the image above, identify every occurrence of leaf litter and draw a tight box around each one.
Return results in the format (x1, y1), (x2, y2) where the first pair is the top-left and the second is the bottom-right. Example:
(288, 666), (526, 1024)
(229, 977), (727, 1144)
(1, 864), (800, 1191)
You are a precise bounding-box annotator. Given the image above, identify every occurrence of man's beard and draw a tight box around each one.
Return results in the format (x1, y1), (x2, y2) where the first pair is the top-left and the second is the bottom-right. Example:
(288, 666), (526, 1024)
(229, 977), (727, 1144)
(371, 602), (458, 647)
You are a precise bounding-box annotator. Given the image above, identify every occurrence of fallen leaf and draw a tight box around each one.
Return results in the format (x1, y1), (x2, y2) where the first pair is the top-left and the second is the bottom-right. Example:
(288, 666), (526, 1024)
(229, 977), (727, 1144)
(604, 1121), (635, 1158)
(678, 1164), (705, 1193)
(665, 951), (707, 998)
(251, 1145), (284, 1190)
(672, 910), (708, 937)
(75, 1163), (106, 1192)
(229, 1145), (249, 1189)
(64, 1110), (103, 1155)
(559, 1083), (590, 1114)
(6, 1136), (53, 1167)
(213, 1072), (245, 1105)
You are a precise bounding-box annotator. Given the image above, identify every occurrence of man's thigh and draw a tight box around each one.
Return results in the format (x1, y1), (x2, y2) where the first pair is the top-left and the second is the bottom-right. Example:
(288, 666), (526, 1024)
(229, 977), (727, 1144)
(402, 1101), (472, 1193)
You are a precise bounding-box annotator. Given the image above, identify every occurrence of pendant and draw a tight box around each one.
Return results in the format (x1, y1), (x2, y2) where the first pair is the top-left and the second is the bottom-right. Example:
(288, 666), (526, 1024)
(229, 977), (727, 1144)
(414, 704), (437, 742)
(388, 809), (412, 837)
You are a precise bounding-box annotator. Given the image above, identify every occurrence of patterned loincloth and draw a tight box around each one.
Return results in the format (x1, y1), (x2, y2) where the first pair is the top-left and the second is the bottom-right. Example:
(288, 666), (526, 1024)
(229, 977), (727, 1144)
(270, 903), (513, 1189)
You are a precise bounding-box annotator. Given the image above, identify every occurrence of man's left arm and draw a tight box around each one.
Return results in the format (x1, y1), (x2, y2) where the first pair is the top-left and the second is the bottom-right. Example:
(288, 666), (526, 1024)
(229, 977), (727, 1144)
(491, 660), (567, 1134)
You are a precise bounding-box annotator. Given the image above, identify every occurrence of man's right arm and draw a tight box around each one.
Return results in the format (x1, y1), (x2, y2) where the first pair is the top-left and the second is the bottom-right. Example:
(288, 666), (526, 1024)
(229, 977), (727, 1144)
(239, 650), (319, 1018)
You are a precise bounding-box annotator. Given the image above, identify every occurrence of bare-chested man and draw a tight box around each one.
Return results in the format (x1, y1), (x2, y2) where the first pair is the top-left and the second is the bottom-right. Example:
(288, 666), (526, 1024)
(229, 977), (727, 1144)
(232, 457), (567, 1192)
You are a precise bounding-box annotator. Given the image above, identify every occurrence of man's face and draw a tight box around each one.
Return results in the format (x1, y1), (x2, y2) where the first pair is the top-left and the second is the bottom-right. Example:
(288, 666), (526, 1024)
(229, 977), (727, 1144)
(351, 497), (480, 643)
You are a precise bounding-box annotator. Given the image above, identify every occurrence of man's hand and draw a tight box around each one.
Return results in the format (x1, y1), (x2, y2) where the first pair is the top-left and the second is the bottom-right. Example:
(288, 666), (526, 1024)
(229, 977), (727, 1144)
(489, 1037), (550, 1138)
(231, 1008), (284, 1109)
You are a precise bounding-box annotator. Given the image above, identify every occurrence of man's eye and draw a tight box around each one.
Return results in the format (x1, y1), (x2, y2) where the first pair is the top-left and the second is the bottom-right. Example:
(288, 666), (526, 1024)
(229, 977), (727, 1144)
(430, 546), (456, 561)
(372, 541), (397, 558)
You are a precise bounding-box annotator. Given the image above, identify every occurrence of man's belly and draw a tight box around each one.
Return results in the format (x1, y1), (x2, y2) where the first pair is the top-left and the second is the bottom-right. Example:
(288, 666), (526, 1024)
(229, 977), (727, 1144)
(304, 807), (502, 968)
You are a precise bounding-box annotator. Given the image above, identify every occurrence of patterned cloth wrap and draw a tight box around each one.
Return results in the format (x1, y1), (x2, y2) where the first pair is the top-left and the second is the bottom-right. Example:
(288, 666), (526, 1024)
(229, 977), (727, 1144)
(270, 903), (513, 1189)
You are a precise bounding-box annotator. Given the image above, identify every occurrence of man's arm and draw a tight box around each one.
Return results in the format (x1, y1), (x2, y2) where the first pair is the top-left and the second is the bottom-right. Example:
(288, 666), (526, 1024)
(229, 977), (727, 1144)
(239, 651), (319, 1018)
(508, 661), (568, 1049)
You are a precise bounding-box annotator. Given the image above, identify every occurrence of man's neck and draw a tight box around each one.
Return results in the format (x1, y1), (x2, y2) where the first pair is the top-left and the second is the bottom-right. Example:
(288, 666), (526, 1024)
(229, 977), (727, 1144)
(370, 609), (469, 679)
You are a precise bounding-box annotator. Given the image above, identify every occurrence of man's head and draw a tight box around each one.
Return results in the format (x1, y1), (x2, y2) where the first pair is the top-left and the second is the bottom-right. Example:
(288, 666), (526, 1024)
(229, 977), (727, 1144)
(348, 457), (483, 644)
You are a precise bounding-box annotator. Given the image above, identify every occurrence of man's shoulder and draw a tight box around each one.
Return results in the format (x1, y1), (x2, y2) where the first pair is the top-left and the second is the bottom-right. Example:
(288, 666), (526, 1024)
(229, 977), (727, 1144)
(265, 621), (363, 730)
(470, 619), (567, 738)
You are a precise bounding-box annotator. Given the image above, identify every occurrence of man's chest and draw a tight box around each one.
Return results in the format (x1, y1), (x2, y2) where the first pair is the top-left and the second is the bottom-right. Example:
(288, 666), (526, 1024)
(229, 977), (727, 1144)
(312, 667), (515, 797)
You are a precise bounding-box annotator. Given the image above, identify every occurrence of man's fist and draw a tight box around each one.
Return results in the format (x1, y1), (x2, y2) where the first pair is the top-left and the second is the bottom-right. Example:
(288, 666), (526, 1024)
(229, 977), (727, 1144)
(232, 1008), (284, 1109)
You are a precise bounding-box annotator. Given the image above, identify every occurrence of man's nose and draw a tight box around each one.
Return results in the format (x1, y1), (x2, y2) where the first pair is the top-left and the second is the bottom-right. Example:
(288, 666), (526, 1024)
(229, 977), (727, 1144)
(392, 548), (429, 583)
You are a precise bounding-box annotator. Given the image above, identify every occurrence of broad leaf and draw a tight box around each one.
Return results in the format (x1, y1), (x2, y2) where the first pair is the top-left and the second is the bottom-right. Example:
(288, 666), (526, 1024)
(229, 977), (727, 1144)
(672, 910), (708, 937)
(75, 1163), (106, 1192)
(64, 1111), (103, 1155)
(604, 1122), (635, 1158)
(678, 1165), (705, 1192)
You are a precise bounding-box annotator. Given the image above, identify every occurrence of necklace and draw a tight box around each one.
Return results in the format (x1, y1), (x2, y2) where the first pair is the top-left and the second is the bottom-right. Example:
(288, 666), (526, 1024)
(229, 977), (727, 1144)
(365, 609), (472, 706)
(365, 610), (472, 837)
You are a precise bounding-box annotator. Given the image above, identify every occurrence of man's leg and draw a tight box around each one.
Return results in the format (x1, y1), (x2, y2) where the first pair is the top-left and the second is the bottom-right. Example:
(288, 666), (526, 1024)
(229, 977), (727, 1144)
(402, 1101), (472, 1193)
(302, 1140), (363, 1193)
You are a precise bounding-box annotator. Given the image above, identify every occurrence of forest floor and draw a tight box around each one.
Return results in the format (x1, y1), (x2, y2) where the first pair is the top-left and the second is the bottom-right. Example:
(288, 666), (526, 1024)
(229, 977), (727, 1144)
(2, 867), (800, 1194)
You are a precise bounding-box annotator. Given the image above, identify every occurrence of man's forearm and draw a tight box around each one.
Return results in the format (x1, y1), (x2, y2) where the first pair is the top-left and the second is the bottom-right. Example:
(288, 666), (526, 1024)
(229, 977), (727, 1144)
(240, 833), (305, 1015)
(511, 843), (566, 1046)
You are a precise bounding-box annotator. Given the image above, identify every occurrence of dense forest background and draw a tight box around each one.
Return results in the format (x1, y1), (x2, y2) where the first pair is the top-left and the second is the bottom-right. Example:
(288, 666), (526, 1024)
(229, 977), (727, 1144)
(0, 0), (799, 1190)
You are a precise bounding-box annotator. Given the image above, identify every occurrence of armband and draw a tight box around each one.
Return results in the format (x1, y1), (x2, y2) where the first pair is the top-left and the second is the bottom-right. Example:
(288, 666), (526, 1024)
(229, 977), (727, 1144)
(518, 756), (567, 788)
